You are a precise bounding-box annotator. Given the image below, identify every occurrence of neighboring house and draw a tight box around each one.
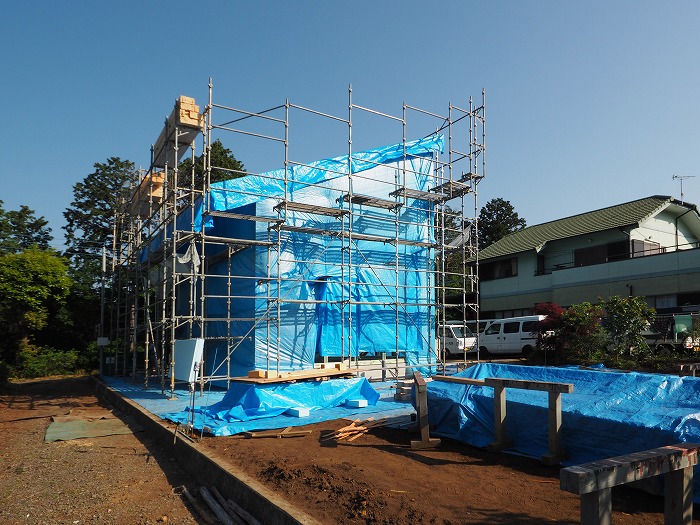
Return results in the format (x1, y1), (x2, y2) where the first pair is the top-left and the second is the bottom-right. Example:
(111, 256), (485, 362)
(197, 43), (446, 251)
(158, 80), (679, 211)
(473, 195), (700, 318)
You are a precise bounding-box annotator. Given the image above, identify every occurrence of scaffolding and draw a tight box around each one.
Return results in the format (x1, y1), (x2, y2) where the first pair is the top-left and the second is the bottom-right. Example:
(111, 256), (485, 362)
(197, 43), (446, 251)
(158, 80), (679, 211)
(110, 81), (485, 394)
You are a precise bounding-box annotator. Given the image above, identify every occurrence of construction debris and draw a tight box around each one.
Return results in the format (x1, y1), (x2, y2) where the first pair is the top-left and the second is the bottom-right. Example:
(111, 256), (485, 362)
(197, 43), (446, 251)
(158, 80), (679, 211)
(175, 485), (217, 525)
(236, 426), (312, 439)
(322, 416), (405, 443)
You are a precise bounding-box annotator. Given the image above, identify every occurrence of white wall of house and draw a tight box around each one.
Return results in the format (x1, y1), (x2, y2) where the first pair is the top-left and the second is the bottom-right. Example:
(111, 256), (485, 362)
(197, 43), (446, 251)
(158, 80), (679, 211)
(481, 244), (700, 312)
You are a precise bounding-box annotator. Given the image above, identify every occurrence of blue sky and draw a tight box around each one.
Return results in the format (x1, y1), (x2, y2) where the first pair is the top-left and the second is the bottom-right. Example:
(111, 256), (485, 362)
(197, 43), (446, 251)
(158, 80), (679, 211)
(1, 1), (699, 249)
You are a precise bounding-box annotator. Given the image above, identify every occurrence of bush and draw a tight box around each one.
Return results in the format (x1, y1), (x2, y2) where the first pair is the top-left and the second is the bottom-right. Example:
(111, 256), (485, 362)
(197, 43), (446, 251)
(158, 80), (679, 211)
(14, 343), (79, 378)
(555, 302), (608, 362)
(77, 341), (100, 373)
(600, 296), (655, 356)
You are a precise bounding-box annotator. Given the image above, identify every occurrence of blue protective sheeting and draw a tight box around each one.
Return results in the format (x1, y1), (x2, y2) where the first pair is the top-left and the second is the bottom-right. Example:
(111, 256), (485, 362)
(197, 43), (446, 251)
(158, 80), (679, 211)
(163, 377), (402, 437)
(427, 363), (700, 499)
(140, 136), (444, 380)
(194, 135), (444, 231)
(196, 137), (441, 378)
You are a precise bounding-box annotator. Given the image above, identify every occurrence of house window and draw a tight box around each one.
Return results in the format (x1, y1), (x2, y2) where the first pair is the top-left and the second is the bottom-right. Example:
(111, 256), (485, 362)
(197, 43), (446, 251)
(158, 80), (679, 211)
(574, 241), (628, 267)
(536, 254), (545, 275)
(654, 294), (677, 309)
(481, 258), (518, 281)
(632, 239), (661, 258)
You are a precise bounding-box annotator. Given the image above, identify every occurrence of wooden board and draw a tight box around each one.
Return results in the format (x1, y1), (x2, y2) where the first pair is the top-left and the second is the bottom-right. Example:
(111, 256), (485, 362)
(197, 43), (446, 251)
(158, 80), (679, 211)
(560, 443), (700, 495)
(231, 368), (354, 384)
(432, 375), (486, 386)
(484, 377), (574, 393)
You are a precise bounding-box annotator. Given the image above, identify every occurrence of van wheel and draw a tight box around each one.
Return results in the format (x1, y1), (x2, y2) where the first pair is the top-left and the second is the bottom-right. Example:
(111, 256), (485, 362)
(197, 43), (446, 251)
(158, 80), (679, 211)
(479, 347), (490, 357)
(522, 345), (534, 357)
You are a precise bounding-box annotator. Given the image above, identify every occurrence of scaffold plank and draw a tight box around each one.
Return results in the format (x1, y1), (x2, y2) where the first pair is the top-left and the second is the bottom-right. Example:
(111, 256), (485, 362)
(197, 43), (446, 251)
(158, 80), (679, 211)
(206, 210), (283, 224)
(340, 193), (402, 210)
(274, 201), (349, 217)
(390, 187), (447, 202)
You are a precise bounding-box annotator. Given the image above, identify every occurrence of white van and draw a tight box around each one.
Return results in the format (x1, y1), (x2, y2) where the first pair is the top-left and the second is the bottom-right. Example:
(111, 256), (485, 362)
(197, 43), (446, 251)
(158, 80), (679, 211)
(478, 315), (545, 355)
(449, 319), (495, 335)
(437, 324), (477, 356)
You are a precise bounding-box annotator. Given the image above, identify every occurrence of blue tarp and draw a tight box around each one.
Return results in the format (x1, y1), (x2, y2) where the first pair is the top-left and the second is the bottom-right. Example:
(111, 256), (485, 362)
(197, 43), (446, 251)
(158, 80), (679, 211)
(163, 377), (408, 437)
(427, 363), (700, 498)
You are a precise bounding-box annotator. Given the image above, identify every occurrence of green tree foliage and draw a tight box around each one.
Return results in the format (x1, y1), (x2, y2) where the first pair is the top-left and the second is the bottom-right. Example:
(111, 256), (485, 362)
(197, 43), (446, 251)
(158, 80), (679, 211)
(600, 295), (656, 356)
(0, 201), (53, 255)
(60, 157), (137, 371)
(546, 296), (658, 367)
(178, 139), (246, 188)
(0, 248), (72, 364)
(15, 345), (79, 379)
(553, 302), (608, 362)
(478, 197), (526, 249)
(63, 157), (137, 261)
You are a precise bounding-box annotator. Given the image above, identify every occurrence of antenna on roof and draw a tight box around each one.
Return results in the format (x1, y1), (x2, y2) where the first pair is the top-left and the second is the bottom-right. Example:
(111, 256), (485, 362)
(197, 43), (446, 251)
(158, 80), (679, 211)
(672, 174), (695, 204)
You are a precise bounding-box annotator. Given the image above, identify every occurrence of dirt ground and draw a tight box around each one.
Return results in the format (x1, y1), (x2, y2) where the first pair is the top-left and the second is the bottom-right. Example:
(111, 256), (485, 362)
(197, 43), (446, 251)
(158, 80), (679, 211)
(0, 376), (199, 525)
(2, 375), (699, 525)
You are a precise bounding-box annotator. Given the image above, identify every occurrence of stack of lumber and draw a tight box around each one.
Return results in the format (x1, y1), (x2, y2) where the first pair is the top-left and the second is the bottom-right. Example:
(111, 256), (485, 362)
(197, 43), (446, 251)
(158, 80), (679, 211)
(129, 172), (165, 218)
(152, 95), (204, 169)
(233, 365), (354, 384)
(322, 416), (404, 443)
(174, 95), (205, 128)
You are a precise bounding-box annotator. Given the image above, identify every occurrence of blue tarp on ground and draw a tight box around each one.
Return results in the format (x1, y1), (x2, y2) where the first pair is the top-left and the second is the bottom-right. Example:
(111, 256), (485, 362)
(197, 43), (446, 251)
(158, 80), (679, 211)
(427, 363), (700, 498)
(163, 377), (413, 437)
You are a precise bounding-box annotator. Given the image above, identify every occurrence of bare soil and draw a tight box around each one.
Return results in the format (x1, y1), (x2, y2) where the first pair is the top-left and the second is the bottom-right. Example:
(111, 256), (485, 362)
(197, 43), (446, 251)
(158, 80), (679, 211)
(0, 376), (200, 525)
(2, 375), (699, 524)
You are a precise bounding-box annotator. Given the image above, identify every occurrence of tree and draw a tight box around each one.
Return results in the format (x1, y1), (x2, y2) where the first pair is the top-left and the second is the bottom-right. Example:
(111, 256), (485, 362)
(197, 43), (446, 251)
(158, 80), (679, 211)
(553, 302), (608, 361)
(533, 302), (564, 333)
(0, 248), (72, 364)
(178, 139), (246, 188)
(63, 157), (137, 261)
(0, 201), (53, 255)
(478, 198), (526, 249)
(601, 296), (655, 356)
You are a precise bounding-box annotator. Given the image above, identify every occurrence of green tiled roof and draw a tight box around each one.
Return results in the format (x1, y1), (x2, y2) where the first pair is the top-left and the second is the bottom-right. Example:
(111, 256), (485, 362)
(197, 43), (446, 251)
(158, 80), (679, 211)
(477, 195), (680, 261)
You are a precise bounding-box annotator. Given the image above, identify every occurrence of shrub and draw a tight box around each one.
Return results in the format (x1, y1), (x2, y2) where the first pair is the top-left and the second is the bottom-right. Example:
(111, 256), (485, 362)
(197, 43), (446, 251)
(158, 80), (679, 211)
(555, 302), (608, 363)
(601, 296), (655, 356)
(15, 343), (79, 378)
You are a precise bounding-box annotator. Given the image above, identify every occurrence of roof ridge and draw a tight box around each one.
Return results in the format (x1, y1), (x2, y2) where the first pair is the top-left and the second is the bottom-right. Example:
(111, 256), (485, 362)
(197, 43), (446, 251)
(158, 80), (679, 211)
(525, 195), (672, 230)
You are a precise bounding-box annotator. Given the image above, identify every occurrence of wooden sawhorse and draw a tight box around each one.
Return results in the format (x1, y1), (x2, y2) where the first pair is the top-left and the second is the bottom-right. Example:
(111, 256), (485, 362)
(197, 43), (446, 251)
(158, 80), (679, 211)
(484, 377), (573, 465)
(560, 443), (700, 525)
(432, 375), (574, 465)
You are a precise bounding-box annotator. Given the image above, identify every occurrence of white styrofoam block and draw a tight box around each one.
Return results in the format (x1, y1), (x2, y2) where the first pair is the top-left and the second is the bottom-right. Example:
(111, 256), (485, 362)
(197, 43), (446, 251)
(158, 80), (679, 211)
(345, 399), (368, 408)
(286, 407), (310, 418)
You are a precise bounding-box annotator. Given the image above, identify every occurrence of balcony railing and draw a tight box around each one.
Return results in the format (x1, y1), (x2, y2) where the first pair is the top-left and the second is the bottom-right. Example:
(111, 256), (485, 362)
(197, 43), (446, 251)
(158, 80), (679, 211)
(534, 241), (700, 276)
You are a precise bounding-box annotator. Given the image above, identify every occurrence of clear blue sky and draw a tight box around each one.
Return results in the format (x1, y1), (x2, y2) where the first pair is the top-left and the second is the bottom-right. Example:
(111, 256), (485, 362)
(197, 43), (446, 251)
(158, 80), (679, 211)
(2, 1), (699, 250)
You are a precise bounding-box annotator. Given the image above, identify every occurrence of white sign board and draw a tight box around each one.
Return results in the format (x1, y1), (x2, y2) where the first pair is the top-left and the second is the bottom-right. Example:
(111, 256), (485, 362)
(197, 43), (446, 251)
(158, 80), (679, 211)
(173, 338), (204, 383)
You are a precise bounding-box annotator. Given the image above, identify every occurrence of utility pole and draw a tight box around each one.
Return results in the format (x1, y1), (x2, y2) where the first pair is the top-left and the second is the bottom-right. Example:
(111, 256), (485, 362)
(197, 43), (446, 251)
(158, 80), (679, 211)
(98, 243), (108, 376)
(672, 174), (695, 204)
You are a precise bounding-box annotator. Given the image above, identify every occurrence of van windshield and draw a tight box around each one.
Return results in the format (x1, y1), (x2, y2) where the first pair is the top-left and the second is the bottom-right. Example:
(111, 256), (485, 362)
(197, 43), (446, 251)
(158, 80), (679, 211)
(451, 326), (474, 338)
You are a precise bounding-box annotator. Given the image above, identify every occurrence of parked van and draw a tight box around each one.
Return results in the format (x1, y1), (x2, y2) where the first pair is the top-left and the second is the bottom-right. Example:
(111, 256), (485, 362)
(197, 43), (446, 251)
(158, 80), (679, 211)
(478, 315), (546, 355)
(437, 324), (477, 356)
(448, 319), (495, 335)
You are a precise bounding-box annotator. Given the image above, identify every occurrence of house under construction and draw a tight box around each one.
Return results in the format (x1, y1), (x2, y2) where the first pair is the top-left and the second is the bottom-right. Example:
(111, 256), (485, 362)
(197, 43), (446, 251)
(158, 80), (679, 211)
(110, 81), (485, 393)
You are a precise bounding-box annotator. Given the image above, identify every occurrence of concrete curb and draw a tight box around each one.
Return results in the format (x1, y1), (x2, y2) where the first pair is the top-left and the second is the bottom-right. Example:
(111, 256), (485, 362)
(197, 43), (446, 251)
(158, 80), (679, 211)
(92, 376), (323, 525)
